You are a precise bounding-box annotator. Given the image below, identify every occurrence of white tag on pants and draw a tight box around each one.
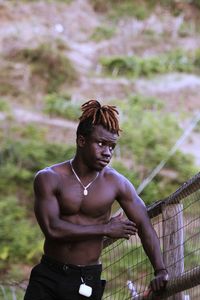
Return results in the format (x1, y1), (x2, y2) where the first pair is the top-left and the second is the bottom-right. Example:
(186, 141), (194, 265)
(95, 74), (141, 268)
(79, 283), (92, 297)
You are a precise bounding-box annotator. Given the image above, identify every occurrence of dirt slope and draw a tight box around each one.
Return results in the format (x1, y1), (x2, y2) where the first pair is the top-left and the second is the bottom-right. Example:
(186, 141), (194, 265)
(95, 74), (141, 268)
(0, 0), (200, 164)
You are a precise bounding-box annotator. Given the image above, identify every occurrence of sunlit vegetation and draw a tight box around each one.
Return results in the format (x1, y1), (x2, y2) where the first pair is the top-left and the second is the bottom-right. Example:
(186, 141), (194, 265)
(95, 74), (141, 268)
(91, 25), (116, 42)
(0, 124), (75, 277)
(5, 43), (77, 93)
(101, 49), (200, 78)
(43, 93), (81, 120)
(11, 0), (72, 3)
(0, 99), (11, 112)
(112, 95), (197, 203)
(90, 0), (200, 18)
(21, 43), (77, 92)
(90, 0), (155, 20)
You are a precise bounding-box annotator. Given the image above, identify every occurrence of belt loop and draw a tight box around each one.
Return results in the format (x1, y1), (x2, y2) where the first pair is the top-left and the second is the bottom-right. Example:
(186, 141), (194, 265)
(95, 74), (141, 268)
(63, 264), (69, 272)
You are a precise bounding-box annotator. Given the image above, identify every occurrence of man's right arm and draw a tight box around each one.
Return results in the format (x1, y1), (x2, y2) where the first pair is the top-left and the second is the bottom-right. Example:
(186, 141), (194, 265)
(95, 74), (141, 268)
(34, 170), (137, 242)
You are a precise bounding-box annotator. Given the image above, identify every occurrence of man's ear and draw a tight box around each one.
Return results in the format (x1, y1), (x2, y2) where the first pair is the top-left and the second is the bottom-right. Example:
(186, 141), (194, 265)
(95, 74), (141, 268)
(77, 135), (86, 147)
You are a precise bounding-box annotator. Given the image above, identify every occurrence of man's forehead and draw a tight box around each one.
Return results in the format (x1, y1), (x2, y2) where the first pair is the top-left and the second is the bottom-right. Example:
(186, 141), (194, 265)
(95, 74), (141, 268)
(91, 125), (118, 141)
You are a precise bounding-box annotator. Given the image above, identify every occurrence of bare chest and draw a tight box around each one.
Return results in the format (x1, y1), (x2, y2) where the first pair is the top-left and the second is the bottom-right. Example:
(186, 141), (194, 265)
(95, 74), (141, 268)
(57, 177), (116, 218)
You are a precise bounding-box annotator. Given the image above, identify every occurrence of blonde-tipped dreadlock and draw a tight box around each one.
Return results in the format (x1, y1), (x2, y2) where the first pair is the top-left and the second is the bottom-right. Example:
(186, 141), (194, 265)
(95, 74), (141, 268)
(78, 100), (120, 135)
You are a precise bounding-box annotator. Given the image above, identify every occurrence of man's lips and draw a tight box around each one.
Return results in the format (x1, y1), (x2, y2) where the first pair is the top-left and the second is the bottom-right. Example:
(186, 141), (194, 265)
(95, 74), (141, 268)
(98, 160), (109, 167)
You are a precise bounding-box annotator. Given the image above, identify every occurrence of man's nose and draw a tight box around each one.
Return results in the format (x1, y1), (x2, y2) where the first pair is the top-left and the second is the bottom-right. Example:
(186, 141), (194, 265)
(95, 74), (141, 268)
(102, 146), (112, 157)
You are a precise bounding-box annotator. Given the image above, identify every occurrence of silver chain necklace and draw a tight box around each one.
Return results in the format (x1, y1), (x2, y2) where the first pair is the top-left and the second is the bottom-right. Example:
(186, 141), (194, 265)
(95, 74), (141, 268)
(70, 159), (99, 196)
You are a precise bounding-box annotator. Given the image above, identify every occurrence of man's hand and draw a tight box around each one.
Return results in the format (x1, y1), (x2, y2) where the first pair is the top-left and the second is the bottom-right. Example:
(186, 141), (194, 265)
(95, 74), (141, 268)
(149, 269), (169, 294)
(105, 212), (137, 239)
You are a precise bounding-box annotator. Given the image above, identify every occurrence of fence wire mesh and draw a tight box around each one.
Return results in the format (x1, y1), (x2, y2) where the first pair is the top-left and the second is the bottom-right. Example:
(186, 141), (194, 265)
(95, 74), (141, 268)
(101, 172), (200, 299)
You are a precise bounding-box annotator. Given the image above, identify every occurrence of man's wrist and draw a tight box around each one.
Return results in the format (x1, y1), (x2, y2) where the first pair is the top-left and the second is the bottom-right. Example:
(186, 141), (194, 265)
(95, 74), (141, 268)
(154, 268), (168, 276)
(103, 224), (108, 236)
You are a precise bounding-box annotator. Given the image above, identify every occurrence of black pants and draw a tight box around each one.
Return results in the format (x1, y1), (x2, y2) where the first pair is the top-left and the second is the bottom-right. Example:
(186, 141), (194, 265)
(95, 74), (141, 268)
(24, 255), (106, 300)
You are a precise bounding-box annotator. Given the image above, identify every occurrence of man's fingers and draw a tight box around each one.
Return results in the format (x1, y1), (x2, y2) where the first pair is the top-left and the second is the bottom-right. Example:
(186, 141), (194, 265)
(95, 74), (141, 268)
(150, 278), (168, 293)
(124, 221), (138, 233)
(150, 280), (158, 292)
(125, 220), (136, 226)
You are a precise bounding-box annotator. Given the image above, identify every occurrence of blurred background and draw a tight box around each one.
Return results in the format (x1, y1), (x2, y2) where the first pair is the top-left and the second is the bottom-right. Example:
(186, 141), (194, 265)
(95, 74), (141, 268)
(0, 0), (200, 298)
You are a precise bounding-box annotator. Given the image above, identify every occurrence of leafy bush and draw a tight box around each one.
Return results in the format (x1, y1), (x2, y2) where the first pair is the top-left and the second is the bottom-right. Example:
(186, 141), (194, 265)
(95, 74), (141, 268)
(91, 25), (116, 42)
(0, 127), (76, 269)
(43, 93), (81, 120)
(0, 126), (75, 197)
(194, 49), (200, 68)
(0, 285), (25, 300)
(0, 196), (43, 265)
(101, 49), (199, 77)
(90, 0), (154, 20)
(114, 95), (197, 204)
(192, 0), (200, 8)
(0, 99), (11, 112)
(11, 43), (77, 93)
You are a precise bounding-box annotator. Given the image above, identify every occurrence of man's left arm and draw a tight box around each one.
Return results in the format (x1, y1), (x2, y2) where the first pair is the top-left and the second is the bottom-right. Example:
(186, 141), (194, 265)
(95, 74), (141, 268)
(136, 210), (169, 293)
(117, 176), (169, 293)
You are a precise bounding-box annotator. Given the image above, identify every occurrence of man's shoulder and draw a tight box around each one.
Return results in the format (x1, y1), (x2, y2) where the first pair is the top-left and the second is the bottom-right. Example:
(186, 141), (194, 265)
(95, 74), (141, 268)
(104, 166), (127, 182)
(104, 166), (136, 192)
(37, 161), (67, 174)
(35, 161), (67, 182)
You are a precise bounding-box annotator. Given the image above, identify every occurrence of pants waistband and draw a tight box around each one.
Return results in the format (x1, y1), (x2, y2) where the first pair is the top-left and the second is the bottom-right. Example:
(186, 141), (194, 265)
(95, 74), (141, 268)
(41, 255), (102, 273)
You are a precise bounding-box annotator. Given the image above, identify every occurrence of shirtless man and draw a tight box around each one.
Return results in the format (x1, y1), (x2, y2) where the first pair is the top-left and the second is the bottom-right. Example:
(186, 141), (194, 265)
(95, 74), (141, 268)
(24, 100), (168, 300)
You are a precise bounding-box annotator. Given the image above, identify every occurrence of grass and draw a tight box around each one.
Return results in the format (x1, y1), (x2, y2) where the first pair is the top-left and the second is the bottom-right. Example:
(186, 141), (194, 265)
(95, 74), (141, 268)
(11, 0), (72, 3)
(0, 100), (11, 113)
(0, 69), (20, 96)
(91, 25), (116, 42)
(43, 93), (81, 120)
(101, 49), (200, 78)
(90, 0), (155, 20)
(7, 42), (77, 93)
(0, 285), (25, 300)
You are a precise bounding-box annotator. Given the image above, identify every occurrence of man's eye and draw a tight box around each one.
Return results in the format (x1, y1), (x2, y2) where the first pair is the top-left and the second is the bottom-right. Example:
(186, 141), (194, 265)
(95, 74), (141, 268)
(98, 142), (103, 147)
(109, 145), (115, 151)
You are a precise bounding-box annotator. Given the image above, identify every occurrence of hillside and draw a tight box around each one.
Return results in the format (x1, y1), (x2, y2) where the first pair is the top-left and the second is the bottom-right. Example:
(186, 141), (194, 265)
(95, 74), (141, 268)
(0, 0), (200, 158)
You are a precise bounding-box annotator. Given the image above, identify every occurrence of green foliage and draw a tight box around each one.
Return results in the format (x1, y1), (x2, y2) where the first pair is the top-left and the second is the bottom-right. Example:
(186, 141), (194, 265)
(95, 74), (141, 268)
(13, 43), (77, 93)
(0, 285), (24, 300)
(0, 79), (19, 96)
(0, 139), (75, 195)
(114, 95), (197, 204)
(118, 95), (180, 163)
(0, 196), (43, 265)
(0, 99), (11, 112)
(0, 124), (76, 272)
(101, 49), (199, 78)
(91, 25), (116, 42)
(194, 48), (200, 68)
(111, 160), (140, 189)
(43, 93), (81, 120)
(108, 1), (151, 20)
(11, 0), (72, 3)
(192, 0), (200, 8)
(0, 123), (75, 197)
(90, 0), (154, 20)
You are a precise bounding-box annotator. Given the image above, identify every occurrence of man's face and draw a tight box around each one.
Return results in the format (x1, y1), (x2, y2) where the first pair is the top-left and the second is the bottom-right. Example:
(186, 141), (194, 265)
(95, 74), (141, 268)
(78, 125), (119, 171)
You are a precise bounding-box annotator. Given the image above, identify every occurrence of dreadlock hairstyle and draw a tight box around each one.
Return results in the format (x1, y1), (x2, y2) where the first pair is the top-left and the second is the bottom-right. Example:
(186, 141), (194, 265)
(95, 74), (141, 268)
(76, 100), (121, 138)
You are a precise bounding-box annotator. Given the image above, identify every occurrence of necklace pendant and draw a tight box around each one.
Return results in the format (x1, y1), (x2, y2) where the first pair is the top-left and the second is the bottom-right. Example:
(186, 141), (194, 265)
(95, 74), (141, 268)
(83, 189), (88, 196)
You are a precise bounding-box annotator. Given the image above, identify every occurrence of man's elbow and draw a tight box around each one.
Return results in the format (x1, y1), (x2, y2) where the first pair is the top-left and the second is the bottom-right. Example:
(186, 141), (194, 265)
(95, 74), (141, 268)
(41, 222), (65, 241)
